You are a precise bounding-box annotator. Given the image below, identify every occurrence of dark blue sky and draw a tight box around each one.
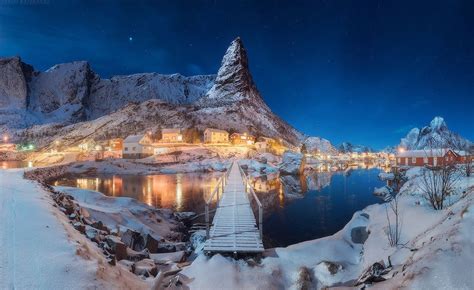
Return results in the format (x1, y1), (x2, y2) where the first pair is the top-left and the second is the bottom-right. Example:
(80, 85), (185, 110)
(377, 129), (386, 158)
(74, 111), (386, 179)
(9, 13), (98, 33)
(1, 0), (473, 149)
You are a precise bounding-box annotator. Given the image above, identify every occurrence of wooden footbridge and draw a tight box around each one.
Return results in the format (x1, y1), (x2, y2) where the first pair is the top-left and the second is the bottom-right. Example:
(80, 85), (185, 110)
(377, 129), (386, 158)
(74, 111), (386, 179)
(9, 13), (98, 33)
(203, 162), (264, 254)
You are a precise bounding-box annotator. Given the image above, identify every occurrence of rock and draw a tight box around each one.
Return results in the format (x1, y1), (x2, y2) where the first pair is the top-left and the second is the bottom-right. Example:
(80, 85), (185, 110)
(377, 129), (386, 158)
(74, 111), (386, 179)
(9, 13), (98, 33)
(118, 259), (134, 272)
(132, 258), (158, 277)
(126, 248), (150, 262)
(378, 172), (395, 181)
(144, 234), (159, 253)
(91, 220), (108, 232)
(294, 266), (315, 290)
(174, 211), (196, 221)
(150, 251), (185, 264)
(69, 213), (77, 220)
(316, 261), (343, 276)
(279, 151), (305, 175)
(356, 261), (392, 286)
(85, 225), (98, 241)
(80, 207), (90, 218)
(351, 226), (369, 244)
(73, 222), (85, 234)
(121, 229), (145, 251)
(156, 243), (176, 253)
(105, 235), (127, 261)
(190, 230), (206, 251)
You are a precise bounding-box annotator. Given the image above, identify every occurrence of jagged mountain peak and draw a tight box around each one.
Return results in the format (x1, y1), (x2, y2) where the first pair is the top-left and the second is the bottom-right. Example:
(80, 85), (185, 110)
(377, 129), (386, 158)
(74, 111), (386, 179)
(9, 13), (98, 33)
(429, 116), (447, 130)
(399, 116), (471, 150)
(202, 37), (260, 104)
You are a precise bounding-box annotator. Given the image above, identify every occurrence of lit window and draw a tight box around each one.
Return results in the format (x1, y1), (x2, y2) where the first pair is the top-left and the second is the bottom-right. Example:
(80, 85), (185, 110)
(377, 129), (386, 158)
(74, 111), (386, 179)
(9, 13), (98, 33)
(412, 157), (416, 163)
(423, 157), (428, 164)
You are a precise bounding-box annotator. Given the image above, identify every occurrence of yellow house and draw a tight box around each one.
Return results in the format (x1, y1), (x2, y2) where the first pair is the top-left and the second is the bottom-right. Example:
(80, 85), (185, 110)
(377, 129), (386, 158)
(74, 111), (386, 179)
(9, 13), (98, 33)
(160, 128), (183, 143)
(204, 128), (229, 143)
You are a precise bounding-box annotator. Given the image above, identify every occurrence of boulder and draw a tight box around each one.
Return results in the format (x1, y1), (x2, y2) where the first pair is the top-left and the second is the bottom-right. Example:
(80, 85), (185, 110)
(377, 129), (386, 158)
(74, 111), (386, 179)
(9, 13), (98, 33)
(132, 258), (158, 277)
(121, 229), (145, 251)
(294, 266), (315, 290)
(279, 151), (305, 175)
(85, 225), (98, 241)
(105, 235), (127, 261)
(378, 172), (395, 181)
(126, 248), (150, 262)
(73, 222), (85, 234)
(174, 211), (196, 221)
(351, 226), (369, 244)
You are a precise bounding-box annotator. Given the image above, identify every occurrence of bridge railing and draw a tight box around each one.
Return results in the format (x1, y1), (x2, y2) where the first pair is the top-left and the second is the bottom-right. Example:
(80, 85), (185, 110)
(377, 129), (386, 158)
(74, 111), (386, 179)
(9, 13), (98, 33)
(238, 164), (263, 239)
(204, 162), (233, 239)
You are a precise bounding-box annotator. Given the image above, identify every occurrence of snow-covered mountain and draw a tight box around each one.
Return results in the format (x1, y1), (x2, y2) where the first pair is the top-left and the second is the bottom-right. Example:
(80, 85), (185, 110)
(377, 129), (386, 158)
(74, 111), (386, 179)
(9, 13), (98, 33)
(302, 137), (337, 154)
(399, 117), (472, 150)
(0, 38), (303, 147)
(338, 142), (374, 153)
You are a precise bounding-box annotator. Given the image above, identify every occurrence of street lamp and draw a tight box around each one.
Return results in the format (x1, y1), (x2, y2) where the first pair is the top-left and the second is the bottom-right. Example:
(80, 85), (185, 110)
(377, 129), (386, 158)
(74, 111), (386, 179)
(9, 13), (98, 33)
(3, 135), (8, 143)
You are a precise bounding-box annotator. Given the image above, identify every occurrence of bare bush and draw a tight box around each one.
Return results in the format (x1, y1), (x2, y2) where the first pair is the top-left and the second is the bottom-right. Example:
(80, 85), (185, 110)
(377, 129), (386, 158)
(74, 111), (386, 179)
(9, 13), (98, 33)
(462, 155), (472, 177)
(419, 164), (459, 210)
(385, 195), (402, 247)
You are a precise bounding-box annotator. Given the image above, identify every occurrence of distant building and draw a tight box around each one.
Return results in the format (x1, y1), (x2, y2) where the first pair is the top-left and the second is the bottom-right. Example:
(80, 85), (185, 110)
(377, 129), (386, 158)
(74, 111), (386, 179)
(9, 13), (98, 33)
(0, 143), (16, 152)
(160, 128), (183, 143)
(255, 137), (276, 153)
(396, 148), (468, 167)
(204, 128), (229, 143)
(78, 139), (96, 152)
(109, 138), (123, 151)
(230, 133), (255, 145)
(123, 134), (154, 159)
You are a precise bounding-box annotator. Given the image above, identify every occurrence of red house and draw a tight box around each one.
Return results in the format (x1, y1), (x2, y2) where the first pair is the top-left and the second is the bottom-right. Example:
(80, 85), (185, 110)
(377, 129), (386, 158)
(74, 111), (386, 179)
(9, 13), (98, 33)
(396, 149), (469, 167)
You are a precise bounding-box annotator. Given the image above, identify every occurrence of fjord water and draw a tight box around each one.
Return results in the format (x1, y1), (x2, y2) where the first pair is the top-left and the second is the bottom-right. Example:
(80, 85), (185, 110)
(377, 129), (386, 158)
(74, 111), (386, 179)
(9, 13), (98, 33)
(54, 167), (385, 247)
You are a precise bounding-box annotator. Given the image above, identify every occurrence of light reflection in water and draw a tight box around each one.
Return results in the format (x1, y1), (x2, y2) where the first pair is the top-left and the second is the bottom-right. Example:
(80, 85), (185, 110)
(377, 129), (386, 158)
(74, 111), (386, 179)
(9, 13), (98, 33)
(55, 172), (223, 213)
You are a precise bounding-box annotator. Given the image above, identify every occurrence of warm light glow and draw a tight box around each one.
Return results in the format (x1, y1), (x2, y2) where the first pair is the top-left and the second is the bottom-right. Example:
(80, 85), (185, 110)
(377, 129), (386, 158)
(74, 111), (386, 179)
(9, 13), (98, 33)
(3, 135), (8, 142)
(398, 147), (406, 153)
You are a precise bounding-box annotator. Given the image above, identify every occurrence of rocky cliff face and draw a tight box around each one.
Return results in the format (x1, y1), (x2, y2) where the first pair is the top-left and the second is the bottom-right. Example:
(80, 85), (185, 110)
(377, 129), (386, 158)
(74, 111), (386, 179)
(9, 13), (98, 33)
(0, 57), (32, 109)
(338, 142), (374, 153)
(0, 37), (304, 146)
(303, 137), (337, 154)
(399, 117), (472, 150)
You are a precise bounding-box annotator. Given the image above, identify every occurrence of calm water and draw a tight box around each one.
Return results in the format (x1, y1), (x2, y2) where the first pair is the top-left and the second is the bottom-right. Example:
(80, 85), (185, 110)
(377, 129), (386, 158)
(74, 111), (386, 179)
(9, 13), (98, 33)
(54, 167), (386, 247)
(250, 168), (385, 247)
(54, 173), (224, 213)
(0, 161), (33, 169)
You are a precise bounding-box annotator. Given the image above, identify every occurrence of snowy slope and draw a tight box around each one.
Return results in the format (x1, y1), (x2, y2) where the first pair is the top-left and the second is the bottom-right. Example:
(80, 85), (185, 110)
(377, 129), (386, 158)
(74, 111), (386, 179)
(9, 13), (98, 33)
(0, 170), (98, 289)
(399, 116), (472, 150)
(338, 141), (374, 153)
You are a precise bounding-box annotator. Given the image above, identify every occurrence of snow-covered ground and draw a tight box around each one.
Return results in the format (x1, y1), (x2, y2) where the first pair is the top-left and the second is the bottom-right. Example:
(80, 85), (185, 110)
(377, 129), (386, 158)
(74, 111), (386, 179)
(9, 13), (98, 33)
(0, 169), (148, 289)
(178, 168), (474, 289)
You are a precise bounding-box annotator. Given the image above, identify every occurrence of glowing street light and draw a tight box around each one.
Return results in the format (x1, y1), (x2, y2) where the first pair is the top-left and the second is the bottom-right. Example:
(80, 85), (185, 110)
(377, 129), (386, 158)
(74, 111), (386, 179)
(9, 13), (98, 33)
(398, 147), (406, 153)
(2, 135), (8, 143)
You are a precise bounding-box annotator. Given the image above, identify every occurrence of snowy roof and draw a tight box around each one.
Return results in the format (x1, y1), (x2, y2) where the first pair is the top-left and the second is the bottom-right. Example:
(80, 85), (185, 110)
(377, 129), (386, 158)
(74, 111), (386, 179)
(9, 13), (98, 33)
(205, 128), (228, 134)
(124, 134), (146, 143)
(162, 128), (181, 134)
(396, 149), (457, 158)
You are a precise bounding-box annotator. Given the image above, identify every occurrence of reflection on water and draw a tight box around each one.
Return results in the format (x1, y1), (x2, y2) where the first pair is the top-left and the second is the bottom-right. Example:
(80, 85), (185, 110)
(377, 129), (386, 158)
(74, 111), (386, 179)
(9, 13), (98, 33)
(54, 173), (224, 213)
(55, 166), (386, 247)
(1, 161), (33, 169)
(250, 168), (385, 247)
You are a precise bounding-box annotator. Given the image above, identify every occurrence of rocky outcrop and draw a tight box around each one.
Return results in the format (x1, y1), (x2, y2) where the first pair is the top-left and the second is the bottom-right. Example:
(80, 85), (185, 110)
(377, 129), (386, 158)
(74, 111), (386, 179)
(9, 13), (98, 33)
(303, 137), (337, 154)
(279, 151), (305, 175)
(0, 57), (32, 109)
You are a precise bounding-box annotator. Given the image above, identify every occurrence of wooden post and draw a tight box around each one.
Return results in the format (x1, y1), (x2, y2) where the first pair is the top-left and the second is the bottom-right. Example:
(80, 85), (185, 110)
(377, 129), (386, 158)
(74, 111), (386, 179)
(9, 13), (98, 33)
(205, 204), (209, 239)
(259, 205), (263, 239)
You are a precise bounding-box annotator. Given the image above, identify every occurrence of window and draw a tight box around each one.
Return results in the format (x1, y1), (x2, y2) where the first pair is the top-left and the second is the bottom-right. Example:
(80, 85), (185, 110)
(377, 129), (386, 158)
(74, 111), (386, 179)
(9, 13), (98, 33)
(398, 158), (401, 163)
(124, 147), (128, 151)
(132, 146), (136, 151)
(412, 157), (416, 163)
(423, 157), (428, 164)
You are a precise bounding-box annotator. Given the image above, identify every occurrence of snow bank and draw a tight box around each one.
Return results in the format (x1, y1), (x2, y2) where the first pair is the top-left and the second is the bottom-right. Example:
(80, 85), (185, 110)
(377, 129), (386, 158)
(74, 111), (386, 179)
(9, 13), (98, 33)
(55, 186), (180, 242)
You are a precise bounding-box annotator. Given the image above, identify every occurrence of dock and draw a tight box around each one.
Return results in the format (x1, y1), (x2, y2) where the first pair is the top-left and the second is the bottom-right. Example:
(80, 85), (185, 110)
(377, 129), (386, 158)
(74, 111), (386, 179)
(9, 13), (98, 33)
(203, 162), (264, 254)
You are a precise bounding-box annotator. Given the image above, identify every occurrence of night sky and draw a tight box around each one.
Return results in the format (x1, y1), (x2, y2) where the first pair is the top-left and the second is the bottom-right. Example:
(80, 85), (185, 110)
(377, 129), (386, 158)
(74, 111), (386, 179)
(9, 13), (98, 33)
(1, 0), (473, 149)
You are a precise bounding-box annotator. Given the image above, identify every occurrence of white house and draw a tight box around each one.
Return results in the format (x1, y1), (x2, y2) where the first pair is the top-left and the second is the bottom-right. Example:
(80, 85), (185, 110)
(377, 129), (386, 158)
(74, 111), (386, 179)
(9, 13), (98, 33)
(122, 134), (154, 159)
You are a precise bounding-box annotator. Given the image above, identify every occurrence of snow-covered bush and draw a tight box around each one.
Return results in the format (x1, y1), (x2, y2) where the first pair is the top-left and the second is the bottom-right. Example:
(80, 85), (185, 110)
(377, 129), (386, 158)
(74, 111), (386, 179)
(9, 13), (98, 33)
(419, 165), (459, 210)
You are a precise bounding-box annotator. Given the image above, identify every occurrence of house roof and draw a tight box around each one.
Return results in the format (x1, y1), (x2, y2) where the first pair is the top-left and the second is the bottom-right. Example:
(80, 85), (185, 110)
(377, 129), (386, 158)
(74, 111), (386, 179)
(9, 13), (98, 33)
(162, 128), (181, 134)
(124, 134), (146, 143)
(205, 128), (228, 134)
(397, 149), (459, 158)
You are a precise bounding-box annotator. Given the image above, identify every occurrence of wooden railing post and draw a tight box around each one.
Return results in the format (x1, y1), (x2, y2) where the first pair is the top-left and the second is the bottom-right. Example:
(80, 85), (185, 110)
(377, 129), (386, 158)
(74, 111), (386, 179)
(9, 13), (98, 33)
(205, 204), (209, 239)
(259, 205), (263, 239)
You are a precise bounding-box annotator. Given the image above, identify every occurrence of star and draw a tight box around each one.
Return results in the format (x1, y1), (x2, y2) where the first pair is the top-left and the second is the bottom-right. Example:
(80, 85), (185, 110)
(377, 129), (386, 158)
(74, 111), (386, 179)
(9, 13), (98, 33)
(128, 36), (133, 42)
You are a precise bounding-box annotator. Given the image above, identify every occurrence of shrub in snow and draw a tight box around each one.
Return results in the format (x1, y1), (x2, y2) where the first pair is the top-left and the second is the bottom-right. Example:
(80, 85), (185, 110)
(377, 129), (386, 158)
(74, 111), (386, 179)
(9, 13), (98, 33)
(419, 165), (459, 210)
(385, 195), (402, 247)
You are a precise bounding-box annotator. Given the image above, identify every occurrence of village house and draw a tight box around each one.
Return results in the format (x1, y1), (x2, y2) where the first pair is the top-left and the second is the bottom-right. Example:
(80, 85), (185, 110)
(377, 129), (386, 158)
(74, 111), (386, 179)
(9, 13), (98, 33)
(160, 128), (183, 143)
(230, 132), (255, 145)
(108, 138), (123, 151)
(203, 128), (229, 143)
(122, 134), (154, 159)
(255, 137), (276, 153)
(396, 148), (469, 167)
